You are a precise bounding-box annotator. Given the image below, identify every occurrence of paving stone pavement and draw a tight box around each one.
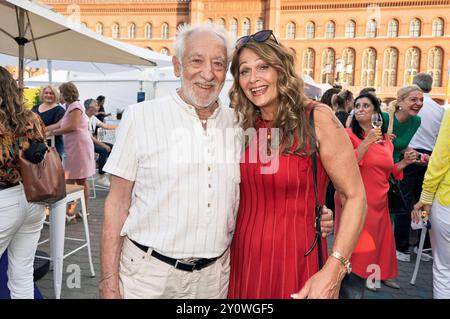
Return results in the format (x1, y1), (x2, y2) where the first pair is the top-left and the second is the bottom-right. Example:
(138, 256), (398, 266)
(35, 189), (434, 299)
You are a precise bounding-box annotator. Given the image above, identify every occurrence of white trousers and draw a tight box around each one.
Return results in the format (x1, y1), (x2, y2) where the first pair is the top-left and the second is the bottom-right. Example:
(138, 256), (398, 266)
(430, 198), (450, 299)
(119, 237), (230, 299)
(0, 184), (45, 299)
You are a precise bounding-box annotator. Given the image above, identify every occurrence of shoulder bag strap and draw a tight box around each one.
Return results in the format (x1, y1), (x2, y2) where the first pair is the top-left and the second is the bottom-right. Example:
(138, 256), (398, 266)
(304, 103), (324, 269)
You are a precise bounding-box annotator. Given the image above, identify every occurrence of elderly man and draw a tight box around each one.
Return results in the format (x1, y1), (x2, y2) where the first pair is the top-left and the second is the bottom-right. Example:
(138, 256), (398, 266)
(99, 24), (334, 299)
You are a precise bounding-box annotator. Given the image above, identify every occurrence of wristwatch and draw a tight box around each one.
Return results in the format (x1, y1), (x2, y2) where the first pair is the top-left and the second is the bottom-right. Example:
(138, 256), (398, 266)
(331, 251), (352, 275)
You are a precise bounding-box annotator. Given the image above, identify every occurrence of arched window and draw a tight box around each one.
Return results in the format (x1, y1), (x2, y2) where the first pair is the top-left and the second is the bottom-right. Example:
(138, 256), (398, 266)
(161, 23), (169, 39)
(81, 22), (87, 28)
(242, 18), (251, 36)
(286, 22), (296, 39)
(427, 47), (443, 87)
(217, 18), (226, 29)
(177, 22), (187, 32)
(342, 48), (355, 85)
(206, 18), (213, 24)
(128, 23), (136, 39)
(387, 19), (398, 38)
(306, 22), (315, 39)
(302, 48), (315, 78)
(404, 47), (421, 84)
(230, 18), (238, 37)
(382, 48), (398, 87)
(409, 19), (421, 37)
(345, 20), (355, 38)
(255, 18), (264, 32)
(145, 23), (153, 39)
(366, 19), (377, 38)
(112, 23), (119, 38)
(361, 48), (377, 87)
(160, 47), (170, 55)
(321, 48), (335, 84)
(432, 18), (444, 37)
(96, 23), (103, 35)
(325, 21), (335, 39)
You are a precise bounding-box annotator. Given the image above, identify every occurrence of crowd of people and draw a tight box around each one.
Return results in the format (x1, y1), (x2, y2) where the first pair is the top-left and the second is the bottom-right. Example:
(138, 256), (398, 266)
(1, 22), (449, 299)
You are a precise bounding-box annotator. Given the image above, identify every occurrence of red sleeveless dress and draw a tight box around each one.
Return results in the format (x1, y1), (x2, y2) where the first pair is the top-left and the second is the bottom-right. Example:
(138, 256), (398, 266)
(228, 106), (329, 299)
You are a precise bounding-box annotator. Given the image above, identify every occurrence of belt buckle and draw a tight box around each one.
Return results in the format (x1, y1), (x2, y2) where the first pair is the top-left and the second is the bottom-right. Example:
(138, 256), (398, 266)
(175, 259), (196, 271)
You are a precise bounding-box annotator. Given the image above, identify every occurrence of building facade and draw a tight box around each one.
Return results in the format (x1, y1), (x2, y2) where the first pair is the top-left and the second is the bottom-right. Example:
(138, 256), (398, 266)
(42, 0), (450, 102)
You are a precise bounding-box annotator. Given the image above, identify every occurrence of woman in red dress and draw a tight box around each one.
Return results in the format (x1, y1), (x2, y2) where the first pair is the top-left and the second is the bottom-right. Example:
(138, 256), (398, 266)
(335, 93), (416, 291)
(227, 31), (367, 299)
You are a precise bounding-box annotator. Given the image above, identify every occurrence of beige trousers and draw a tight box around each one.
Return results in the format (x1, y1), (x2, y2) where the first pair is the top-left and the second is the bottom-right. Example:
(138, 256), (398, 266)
(119, 237), (230, 299)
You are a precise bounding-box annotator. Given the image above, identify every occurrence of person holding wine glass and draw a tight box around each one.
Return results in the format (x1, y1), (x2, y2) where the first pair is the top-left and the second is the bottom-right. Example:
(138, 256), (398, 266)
(334, 93), (417, 291)
(371, 113), (384, 143)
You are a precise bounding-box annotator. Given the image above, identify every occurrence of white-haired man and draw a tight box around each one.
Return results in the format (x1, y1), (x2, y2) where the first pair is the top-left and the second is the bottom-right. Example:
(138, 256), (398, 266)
(99, 23), (333, 299)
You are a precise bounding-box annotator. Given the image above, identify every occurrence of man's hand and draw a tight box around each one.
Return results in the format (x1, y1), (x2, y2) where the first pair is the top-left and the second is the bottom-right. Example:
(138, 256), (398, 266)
(99, 274), (121, 299)
(319, 206), (334, 238)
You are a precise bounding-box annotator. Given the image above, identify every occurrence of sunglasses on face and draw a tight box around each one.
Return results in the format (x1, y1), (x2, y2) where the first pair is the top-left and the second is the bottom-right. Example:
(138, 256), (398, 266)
(235, 30), (279, 50)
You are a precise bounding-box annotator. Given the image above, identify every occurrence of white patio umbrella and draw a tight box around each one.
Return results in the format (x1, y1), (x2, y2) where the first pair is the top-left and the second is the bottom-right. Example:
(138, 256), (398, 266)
(0, 0), (169, 88)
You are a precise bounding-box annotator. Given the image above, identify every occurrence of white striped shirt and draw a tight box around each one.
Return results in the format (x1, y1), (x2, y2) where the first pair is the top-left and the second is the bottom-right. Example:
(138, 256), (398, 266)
(104, 90), (242, 259)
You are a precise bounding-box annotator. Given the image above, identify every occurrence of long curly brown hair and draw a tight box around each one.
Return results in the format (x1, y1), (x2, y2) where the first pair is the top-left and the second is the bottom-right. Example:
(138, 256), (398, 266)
(0, 66), (34, 136)
(229, 39), (309, 155)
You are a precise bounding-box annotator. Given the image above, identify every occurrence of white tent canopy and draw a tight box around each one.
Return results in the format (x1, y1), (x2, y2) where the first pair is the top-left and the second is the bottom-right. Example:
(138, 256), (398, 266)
(0, 0), (170, 87)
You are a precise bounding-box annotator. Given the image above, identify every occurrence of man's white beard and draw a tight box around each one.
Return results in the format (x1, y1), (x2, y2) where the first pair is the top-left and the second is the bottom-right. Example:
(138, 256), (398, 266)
(180, 77), (223, 109)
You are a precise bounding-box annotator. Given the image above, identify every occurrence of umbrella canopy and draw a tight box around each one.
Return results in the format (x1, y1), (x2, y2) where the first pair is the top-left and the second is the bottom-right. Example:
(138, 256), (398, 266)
(0, 0), (169, 87)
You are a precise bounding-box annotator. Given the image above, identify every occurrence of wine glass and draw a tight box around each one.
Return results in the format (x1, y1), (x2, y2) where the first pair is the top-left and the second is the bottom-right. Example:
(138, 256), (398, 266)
(371, 113), (383, 143)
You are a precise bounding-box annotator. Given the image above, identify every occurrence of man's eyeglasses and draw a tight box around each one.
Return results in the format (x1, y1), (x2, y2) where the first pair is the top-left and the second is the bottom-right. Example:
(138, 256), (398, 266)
(235, 30), (279, 49)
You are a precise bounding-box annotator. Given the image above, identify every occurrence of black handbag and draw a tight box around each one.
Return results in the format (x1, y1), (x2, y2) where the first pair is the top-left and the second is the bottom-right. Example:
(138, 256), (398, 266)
(388, 176), (407, 215)
(305, 106), (365, 299)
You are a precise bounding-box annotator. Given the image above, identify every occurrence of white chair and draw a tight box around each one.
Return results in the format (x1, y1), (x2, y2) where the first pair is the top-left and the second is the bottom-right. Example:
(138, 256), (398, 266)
(37, 184), (95, 299)
(410, 227), (432, 285)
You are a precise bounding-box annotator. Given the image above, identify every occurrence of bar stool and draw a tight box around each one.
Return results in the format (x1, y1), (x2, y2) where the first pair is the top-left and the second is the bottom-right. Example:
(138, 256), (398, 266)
(37, 184), (95, 299)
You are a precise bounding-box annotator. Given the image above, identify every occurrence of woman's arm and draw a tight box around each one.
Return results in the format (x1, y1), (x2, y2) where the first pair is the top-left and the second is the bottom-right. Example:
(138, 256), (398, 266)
(420, 110), (450, 205)
(45, 120), (62, 133)
(354, 128), (380, 162)
(293, 104), (366, 299)
(52, 109), (82, 136)
(99, 122), (118, 130)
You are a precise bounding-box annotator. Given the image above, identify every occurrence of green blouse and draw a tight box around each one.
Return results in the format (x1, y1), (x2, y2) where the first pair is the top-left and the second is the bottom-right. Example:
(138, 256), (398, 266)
(391, 114), (421, 163)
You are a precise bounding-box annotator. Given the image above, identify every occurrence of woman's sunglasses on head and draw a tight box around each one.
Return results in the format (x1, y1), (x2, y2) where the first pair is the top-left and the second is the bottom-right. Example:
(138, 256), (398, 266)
(235, 30), (279, 49)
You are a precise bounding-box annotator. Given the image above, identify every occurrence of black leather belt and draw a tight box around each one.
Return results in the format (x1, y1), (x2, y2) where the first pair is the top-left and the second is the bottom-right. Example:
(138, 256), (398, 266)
(130, 239), (218, 272)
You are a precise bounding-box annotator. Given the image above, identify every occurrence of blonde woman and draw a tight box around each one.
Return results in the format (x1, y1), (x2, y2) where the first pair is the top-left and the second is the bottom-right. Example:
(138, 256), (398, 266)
(31, 85), (65, 156)
(387, 86), (424, 262)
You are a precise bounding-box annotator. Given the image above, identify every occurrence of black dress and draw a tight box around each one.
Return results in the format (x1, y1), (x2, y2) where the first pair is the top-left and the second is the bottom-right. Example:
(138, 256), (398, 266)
(31, 104), (65, 156)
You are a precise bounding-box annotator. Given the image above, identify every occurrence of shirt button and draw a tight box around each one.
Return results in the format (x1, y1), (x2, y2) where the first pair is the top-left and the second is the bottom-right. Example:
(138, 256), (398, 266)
(207, 203), (211, 208)
(208, 184), (211, 188)
(208, 166), (211, 171)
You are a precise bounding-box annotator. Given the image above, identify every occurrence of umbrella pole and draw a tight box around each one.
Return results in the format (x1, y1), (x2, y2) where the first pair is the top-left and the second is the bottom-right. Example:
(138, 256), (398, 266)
(17, 8), (25, 90)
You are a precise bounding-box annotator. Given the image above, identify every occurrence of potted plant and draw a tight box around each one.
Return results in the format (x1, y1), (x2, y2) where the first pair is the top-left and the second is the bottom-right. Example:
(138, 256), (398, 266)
(116, 108), (124, 120)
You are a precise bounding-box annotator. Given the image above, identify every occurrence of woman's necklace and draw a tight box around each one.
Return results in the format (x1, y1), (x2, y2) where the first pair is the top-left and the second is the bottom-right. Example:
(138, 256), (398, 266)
(260, 118), (273, 155)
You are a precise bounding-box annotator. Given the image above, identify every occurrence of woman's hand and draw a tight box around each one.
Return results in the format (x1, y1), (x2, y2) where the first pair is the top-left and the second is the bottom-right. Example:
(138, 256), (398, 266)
(291, 258), (346, 299)
(411, 201), (432, 224)
(403, 149), (419, 165)
(363, 128), (382, 145)
(319, 206), (334, 238)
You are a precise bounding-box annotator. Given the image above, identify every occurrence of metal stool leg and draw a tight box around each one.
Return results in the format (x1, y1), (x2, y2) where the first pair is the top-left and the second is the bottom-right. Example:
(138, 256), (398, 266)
(410, 227), (427, 285)
(79, 195), (95, 278)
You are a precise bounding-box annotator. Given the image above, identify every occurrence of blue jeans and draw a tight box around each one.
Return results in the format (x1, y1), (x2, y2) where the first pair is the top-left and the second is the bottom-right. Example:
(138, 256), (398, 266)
(94, 142), (113, 175)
